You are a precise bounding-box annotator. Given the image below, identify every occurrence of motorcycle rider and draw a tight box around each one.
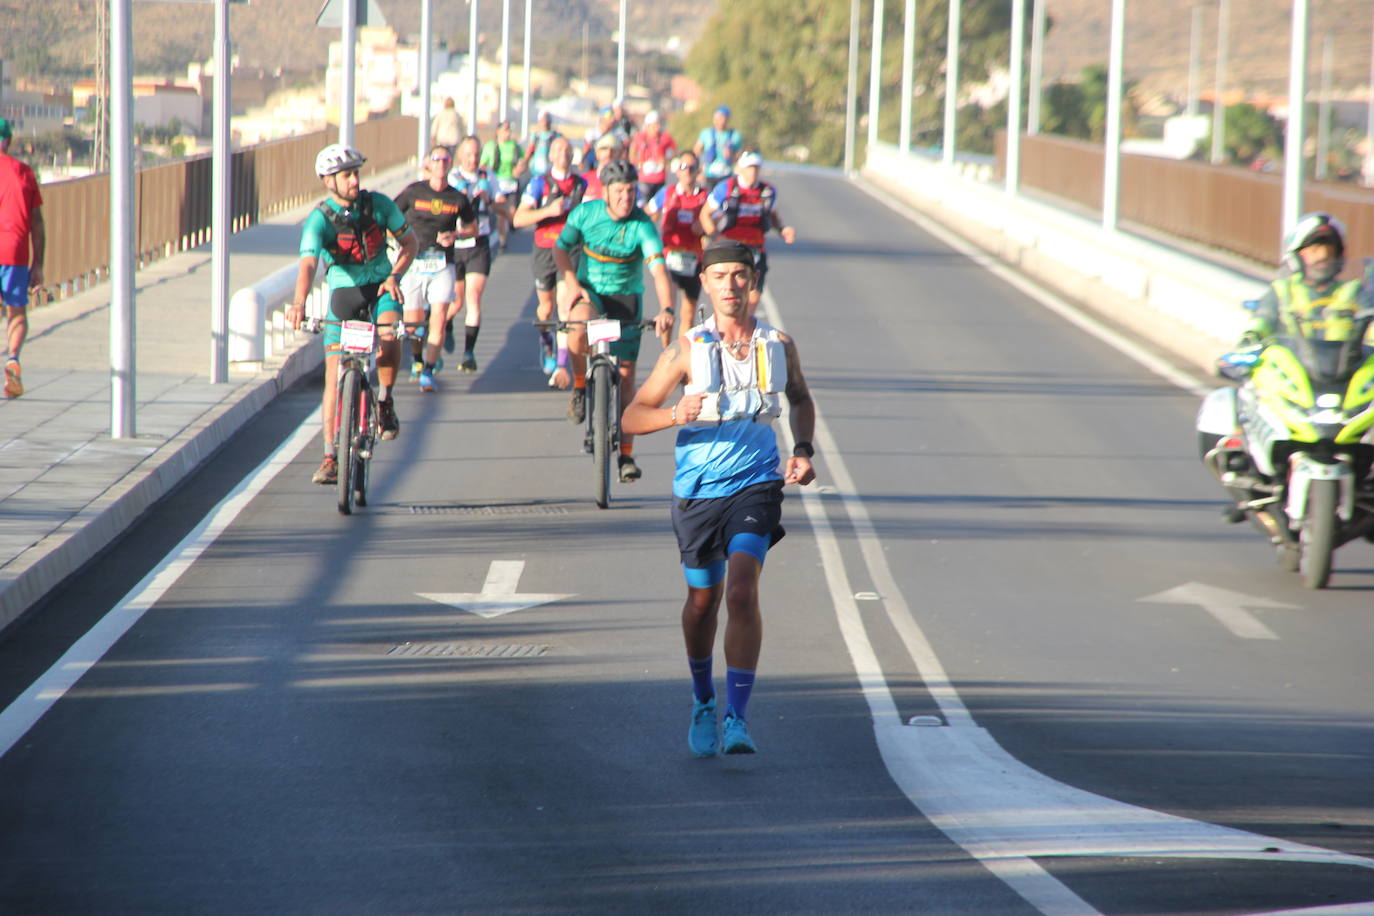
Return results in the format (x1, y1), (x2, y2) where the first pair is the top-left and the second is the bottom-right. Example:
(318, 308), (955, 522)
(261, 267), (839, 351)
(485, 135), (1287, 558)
(1236, 213), (1371, 347)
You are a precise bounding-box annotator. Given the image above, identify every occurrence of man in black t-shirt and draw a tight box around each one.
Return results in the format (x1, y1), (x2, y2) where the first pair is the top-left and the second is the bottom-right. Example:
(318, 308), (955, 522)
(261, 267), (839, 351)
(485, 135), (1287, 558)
(393, 147), (477, 392)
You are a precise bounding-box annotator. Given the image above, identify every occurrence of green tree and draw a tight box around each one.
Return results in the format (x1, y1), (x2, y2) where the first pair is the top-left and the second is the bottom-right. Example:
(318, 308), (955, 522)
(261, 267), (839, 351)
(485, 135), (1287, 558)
(1204, 102), (1281, 167)
(1038, 65), (1139, 142)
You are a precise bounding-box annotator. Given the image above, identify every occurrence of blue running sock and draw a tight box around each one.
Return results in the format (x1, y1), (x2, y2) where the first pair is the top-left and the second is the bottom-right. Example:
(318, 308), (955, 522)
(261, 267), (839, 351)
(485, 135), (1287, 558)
(725, 666), (756, 721)
(689, 655), (714, 703)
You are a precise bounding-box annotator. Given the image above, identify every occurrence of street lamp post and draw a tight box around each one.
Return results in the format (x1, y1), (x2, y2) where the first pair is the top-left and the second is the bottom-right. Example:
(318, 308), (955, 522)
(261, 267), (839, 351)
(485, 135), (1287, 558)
(1006, 0), (1026, 195)
(844, 0), (859, 174)
(1281, 0), (1310, 236)
(942, 0), (960, 165)
(867, 0), (885, 149)
(616, 0), (627, 100)
(340, 0), (356, 147)
(1028, 0), (1044, 135)
(898, 0), (917, 152)
(468, 0), (479, 132)
(500, 0), (511, 121)
(1102, 0), (1126, 231)
(210, 0), (231, 383)
(110, 0), (136, 437)
(418, 0), (432, 165)
(521, 0), (532, 138)
(1210, 0), (1230, 164)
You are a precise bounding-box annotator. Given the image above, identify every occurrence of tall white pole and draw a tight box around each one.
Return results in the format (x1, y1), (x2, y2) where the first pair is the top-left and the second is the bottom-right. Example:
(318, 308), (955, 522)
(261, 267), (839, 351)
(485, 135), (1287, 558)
(1028, 0), (1044, 135)
(110, 0), (135, 437)
(419, 0), (432, 163)
(898, 0), (916, 151)
(340, 0), (356, 147)
(1210, 0), (1229, 164)
(468, 0), (479, 133)
(616, 0), (627, 100)
(1281, 0), (1309, 237)
(500, 0), (511, 121)
(1186, 5), (1202, 117)
(521, 0), (532, 138)
(1006, 0), (1025, 195)
(1102, 0), (1126, 231)
(867, 0), (885, 148)
(942, 0), (961, 164)
(844, 0), (860, 174)
(210, 0), (231, 384)
(1315, 32), (1332, 181)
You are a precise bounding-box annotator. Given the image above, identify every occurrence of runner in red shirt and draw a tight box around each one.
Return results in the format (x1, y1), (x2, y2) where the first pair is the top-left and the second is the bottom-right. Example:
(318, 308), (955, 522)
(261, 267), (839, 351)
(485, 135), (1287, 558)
(629, 110), (676, 205)
(644, 150), (709, 341)
(513, 135), (587, 375)
(0, 118), (45, 399)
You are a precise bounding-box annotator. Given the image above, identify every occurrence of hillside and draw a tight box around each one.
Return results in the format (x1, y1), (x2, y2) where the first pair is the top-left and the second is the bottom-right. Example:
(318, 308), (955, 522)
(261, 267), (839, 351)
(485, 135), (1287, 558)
(1041, 0), (1374, 101)
(0, 0), (713, 82)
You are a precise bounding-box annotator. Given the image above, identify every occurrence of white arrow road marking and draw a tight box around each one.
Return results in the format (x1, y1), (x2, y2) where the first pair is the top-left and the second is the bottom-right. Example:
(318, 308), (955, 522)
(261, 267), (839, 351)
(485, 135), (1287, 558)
(417, 560), (573, 619)
(763, 290), (1374, 916)
(1139, 583), (1298, 640)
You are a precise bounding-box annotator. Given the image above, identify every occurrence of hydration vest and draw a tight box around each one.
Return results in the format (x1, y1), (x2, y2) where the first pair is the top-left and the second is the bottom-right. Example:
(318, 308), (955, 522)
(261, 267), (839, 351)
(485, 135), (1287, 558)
(714, 178), (775, 248)
(1272, 275), (1366, 342)
(531, 172), (587, 248)
(659, 183), (708, 252)
(683, 317), (787, 427)
(317, 192), (386, 266)
(449, 169), (495, 237)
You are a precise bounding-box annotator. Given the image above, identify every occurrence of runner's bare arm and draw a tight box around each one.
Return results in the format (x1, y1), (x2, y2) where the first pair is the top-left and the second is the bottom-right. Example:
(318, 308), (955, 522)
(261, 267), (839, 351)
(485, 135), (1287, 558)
(622, 339), (696, 435)
(780, 333), (816, 485)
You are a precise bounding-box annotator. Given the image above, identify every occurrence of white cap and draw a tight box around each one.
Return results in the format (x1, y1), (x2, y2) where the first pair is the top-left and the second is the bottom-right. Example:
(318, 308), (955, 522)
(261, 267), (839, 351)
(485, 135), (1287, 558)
(737, 151), (763, 169)
(644, 110), (660, 125)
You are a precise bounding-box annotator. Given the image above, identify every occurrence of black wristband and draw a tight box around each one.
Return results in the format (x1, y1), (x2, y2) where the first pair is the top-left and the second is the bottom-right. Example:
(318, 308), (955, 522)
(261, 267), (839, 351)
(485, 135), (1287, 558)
(792, 441), (814, 459)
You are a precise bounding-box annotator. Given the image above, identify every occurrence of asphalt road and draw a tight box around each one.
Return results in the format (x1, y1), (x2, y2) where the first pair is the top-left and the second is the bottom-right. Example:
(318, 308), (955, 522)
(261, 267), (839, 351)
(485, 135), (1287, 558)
(0, 170), (1370, 916)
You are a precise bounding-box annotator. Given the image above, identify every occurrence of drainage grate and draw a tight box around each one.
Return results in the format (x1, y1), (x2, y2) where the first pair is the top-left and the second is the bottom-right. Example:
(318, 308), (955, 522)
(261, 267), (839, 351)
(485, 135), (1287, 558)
(409, 504), (570, 517)
(387, 643), (551, 659)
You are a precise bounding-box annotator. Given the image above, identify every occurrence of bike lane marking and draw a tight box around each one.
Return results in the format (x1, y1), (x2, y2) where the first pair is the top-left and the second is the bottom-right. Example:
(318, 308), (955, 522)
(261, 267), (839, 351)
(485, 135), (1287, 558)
(418, 559), (574, 618)
(760, 287), (1374, 916)
(0, 415), (319, 760)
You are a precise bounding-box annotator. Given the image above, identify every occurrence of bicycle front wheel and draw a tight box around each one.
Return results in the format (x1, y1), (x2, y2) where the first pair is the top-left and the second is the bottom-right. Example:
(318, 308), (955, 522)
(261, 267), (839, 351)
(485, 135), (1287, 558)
(336, 368), (362, 516)
(590, 359), (613, 509)
(354, 385), (373, 508)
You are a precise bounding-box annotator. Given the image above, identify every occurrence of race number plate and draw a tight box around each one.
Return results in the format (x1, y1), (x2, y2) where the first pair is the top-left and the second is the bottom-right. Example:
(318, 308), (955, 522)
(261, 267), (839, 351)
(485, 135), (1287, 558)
(414, 253), (446, 273)
(586, 318), (622, 345)
(664, 249), (697, 276)
(339, 320), (376, 353)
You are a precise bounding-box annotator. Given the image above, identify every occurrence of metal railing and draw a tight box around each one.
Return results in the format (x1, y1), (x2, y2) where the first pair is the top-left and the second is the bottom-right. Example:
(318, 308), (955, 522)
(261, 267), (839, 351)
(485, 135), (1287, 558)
(39, 116), (417, 303)
(998, 132), (1374, 269)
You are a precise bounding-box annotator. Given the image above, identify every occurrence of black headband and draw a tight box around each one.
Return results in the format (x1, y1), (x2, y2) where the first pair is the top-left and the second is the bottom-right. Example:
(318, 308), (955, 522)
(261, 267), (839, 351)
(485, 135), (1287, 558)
(700, 240), (755, 270)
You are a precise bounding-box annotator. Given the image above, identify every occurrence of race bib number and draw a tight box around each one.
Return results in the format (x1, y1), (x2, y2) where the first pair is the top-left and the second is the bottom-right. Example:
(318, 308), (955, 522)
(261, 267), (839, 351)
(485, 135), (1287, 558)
(415, 249), (446, 273)
(586, 318), (622, 345)
(339, 320), (375, 354)
(497, 178), (519, 195)
(477, 216), (492, 236)
(739, 203), (764, 218)
(454, 236), (477, 249)
(642, 159), (664, 176)
(664, 249), (698, 276)
(676, 210), (695, 224)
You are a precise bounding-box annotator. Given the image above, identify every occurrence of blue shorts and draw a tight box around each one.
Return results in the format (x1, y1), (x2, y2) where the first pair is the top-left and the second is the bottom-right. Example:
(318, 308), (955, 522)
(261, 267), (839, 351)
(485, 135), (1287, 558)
(0, 265), (30, 308)
(672, 480), (785, 587)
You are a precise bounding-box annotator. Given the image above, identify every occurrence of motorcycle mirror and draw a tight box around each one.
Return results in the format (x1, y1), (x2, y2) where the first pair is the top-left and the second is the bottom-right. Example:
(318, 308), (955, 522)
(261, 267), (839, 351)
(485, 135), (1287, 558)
(1215, 350), (1259, 382)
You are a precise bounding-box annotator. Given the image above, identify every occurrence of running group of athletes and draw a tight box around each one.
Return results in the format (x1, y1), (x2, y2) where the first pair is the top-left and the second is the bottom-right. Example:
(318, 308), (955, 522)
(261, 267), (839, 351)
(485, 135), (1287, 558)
(288, 100), (812, 757)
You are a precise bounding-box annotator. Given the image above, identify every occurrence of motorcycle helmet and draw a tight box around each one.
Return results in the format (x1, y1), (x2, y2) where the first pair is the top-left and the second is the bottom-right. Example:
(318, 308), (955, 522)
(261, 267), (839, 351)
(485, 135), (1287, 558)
(599, 159), (638, 187)
(315, 143), (367, 178)
(1282, 211), (1346, 284)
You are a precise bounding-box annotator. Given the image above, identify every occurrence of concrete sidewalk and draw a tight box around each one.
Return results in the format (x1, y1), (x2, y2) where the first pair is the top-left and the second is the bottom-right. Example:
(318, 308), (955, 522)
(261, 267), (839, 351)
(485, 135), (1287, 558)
(0, 163), (416, 634)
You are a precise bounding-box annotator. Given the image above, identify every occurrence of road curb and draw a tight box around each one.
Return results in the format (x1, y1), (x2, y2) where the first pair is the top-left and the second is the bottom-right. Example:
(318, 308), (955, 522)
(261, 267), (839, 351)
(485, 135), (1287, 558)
(0, 340), (323, 635)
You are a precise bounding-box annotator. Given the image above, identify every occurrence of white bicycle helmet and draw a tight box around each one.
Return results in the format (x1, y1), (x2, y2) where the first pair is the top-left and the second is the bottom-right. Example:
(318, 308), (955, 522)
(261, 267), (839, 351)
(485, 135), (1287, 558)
(315, 143), (367, 178)
(1282, 211), (1345, 282)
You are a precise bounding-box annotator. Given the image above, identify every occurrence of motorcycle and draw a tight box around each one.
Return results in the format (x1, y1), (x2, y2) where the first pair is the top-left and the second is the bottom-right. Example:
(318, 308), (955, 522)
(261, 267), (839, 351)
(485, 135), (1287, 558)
(1197, 297), (1374, 589)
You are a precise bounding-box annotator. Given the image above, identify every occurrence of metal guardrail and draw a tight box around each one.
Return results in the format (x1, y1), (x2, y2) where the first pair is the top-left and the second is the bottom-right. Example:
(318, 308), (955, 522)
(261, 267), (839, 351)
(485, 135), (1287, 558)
(996, 132), (1374, 269)
(38, 116), (417, 303)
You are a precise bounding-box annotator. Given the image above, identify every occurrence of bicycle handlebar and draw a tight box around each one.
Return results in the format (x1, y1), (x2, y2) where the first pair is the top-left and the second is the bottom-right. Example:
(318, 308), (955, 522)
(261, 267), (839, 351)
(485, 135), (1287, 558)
(532, 318), (658, 331)
(299, 317), (428, 338)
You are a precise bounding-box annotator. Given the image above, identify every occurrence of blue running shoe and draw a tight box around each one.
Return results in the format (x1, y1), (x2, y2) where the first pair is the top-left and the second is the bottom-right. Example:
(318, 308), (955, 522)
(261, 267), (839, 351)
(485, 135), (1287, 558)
(689, 696), (719, 758)
(722, 712), (756, 755)
(418, 369), (436, 392)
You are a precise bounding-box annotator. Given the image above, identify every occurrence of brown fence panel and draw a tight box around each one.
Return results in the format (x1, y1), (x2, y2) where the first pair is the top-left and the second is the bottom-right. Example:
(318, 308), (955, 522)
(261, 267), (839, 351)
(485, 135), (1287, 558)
(1001, 132), (1374, 269)
(36, 115), (417, 303)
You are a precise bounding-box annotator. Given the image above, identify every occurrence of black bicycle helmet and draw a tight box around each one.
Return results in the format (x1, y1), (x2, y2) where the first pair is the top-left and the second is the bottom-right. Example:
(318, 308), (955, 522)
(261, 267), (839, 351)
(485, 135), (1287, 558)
(599, 159), (638, 187)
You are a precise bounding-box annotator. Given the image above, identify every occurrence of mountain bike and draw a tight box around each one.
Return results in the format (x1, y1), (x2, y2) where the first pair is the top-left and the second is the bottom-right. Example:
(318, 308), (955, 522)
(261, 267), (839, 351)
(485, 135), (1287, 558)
(303, 317), (423, 515)
(534, 316), (656, 509)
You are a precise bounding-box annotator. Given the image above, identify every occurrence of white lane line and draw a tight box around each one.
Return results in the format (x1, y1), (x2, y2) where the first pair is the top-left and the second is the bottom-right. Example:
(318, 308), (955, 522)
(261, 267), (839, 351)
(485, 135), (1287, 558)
(849, 178), (1213, 399)
(0, 415), (318, 759)
(761, 290), (1374, 916)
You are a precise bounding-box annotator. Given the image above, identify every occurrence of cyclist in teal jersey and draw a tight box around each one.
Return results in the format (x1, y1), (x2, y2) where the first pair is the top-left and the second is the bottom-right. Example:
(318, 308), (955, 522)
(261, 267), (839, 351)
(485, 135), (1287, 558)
(552, 159), (674, 482)
(288, 144), (417, 486)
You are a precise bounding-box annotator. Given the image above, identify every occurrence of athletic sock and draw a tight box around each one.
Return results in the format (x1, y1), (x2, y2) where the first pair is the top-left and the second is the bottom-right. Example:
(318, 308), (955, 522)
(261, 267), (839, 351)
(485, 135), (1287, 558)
(689, 655), (714, 703)
(464, 325), (480, 353)
(573, 372), (586, 390)
(725, 667), (756, 721)
(424, 361), (436, 372)
(620, 442), (633, 456)
(377, 385), (391, 401)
